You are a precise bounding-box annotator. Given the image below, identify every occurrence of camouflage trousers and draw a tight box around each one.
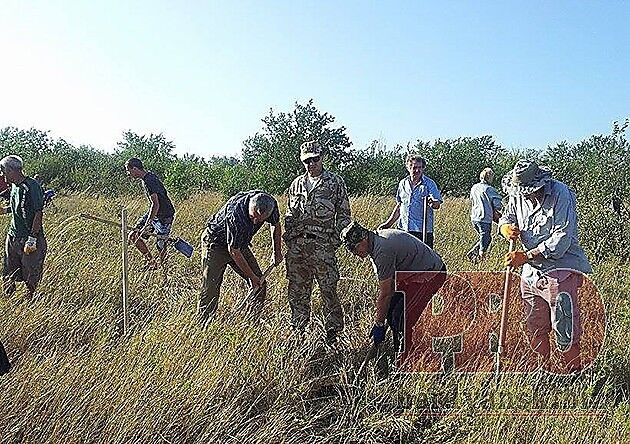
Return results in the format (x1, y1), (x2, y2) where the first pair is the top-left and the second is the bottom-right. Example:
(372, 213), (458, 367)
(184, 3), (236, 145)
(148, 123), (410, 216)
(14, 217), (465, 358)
(285, 236), (343, 333)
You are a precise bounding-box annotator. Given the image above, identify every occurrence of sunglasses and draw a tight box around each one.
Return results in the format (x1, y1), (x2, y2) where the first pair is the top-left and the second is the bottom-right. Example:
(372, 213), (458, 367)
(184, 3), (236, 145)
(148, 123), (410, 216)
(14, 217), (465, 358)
(303, 156), (321, 165)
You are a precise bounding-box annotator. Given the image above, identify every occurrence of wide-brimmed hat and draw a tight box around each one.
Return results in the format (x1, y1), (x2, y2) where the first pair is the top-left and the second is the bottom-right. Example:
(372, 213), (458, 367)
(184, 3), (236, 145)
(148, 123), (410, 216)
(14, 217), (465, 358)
(502, 160), (552, 196)
(300, 141), (323, 162)
(340, 221), (369, 251)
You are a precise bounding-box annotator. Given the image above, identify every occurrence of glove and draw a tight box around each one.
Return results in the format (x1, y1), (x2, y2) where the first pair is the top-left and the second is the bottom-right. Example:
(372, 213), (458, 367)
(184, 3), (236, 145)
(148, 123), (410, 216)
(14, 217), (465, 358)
(370, 324), (386, 344)
(504, 251), (528, 268)
(24, 236), (37, 254)
(500, 224), (520, 240)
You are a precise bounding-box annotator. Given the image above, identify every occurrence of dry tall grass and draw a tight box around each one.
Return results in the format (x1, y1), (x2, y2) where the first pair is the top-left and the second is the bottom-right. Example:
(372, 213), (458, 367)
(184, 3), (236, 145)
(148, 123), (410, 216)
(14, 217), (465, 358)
(0, 193), (628, 443)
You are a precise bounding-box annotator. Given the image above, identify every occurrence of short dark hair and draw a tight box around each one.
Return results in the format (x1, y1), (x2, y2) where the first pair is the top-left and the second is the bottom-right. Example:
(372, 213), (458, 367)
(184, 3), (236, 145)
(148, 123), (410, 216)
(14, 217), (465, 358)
(406, 154), (426, 168)
(126, 158), (144, 170)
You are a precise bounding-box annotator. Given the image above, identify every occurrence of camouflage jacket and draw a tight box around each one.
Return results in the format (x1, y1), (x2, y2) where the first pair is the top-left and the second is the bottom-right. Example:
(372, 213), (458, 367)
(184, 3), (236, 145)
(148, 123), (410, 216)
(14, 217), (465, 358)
(284, 170), (351, 245)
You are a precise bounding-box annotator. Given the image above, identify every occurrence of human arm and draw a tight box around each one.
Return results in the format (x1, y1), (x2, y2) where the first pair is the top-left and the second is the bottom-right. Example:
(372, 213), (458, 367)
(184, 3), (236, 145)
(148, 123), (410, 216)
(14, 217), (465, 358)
(498, 196), (519, 239)
(140, 194), (160, 233)
(335, 178), (352, 238)
(427, 180), (442, 209)
(378, 202), (401, 230)
(228, 246), (261, 287)
(374, 277), (394, 324)
(270, 221), (283, 266)
(534, 186), (576, 260)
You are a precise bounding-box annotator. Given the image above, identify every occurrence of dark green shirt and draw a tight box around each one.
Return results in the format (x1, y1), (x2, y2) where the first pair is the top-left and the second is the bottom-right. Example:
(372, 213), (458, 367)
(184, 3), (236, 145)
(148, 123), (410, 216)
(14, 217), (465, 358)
(9, 177), (44, 238)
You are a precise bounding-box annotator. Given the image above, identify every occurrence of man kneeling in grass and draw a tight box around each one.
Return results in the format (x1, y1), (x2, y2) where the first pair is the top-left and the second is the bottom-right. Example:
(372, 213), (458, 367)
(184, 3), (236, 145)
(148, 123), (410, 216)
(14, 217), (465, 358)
(125, 158), (176, 271)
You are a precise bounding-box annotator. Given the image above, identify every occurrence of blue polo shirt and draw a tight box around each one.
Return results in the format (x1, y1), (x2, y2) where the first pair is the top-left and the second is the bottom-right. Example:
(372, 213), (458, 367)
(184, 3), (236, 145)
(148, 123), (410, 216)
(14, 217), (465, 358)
(396, 175), (443, 233)
(206, 190), (280, 249)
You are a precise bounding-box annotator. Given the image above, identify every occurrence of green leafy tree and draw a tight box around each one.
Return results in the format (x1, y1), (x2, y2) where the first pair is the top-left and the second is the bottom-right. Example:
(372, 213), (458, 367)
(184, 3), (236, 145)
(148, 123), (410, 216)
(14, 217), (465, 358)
(242, 99), (352, 194)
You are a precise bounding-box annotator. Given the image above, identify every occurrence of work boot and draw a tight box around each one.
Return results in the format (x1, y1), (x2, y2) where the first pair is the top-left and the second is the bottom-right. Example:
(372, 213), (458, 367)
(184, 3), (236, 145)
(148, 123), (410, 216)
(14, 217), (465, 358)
(325, 328), (338, 346)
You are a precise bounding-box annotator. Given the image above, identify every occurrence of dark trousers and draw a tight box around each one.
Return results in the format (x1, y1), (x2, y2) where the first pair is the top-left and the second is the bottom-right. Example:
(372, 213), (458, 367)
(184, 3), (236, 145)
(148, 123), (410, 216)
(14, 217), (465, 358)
(199, 230), (264, 324)
(409, 231), (434, 249)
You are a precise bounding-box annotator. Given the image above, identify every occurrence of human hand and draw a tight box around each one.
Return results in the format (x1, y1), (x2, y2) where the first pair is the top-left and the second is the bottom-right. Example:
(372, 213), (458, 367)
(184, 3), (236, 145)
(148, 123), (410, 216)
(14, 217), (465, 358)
(370, 324), (386, 344)
(24, 236), (37, 254)
(504, 251), (527, 268)
(500, 224), (520, 240)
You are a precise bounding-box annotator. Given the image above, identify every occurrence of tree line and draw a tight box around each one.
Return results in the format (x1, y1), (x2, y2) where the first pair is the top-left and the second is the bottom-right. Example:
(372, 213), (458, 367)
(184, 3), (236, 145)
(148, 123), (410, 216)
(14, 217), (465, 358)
(0, 100), (628, 262)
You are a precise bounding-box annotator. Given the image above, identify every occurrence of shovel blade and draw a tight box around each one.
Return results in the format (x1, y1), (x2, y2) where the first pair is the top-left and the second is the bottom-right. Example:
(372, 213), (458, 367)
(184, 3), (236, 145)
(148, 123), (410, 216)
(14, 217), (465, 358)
(173, 237), (194, 258)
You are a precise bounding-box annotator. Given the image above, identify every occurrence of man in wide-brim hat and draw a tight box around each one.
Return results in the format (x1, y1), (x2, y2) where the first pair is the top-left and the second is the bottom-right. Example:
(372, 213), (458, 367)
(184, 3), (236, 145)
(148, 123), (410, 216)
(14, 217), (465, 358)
(499, 160), (592, 373)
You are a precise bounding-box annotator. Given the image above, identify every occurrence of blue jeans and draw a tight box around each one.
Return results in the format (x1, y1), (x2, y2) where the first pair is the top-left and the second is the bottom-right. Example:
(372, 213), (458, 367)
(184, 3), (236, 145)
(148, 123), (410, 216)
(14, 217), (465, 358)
(467, 221), (492, 258)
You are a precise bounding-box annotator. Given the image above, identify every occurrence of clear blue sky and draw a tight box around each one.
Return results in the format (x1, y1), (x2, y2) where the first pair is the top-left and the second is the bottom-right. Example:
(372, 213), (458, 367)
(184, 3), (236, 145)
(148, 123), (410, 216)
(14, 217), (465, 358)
(1, 0), (628, 159)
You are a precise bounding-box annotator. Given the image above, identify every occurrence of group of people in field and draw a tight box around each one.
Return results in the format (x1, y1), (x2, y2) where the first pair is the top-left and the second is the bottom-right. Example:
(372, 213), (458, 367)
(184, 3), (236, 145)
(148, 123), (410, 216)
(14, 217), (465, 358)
(0, 143), (591, 376)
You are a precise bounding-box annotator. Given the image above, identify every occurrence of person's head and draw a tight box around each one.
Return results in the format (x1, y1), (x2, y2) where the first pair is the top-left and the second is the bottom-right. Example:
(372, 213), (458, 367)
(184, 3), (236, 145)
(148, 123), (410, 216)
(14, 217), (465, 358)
(125, 158), (145, 178)
(479, 167), (494, 184)
(502, 160), (551, 200)
(406, 154), (426, 181)
(300, 141), (324, 177)
(0, 155), (25, 184)
(248, 193), (275, 224)
(340, 221), (371, 258)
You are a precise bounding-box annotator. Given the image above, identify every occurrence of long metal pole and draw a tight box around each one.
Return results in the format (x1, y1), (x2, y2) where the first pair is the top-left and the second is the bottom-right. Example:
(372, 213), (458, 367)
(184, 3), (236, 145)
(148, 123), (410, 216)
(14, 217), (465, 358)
(121, 208), (129, 335)
(422, 196), (428, 244)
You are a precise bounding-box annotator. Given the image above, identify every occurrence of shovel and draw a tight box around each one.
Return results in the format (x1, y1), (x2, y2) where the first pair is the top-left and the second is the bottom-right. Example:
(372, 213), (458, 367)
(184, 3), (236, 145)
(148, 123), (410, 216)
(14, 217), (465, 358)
(79, 213), (194, 258)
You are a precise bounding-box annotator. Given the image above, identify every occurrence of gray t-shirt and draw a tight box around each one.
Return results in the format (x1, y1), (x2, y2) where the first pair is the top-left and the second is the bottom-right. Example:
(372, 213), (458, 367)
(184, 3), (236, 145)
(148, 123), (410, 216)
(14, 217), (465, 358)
(369, 229), (444, 281)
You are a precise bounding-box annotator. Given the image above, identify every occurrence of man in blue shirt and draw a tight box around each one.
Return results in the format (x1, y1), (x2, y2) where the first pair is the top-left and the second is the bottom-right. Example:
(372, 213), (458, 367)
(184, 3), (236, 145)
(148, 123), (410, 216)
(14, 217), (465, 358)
(199, 190), (283, 325)
(499, 160), (592, 373)
(379, 155), (443, 248)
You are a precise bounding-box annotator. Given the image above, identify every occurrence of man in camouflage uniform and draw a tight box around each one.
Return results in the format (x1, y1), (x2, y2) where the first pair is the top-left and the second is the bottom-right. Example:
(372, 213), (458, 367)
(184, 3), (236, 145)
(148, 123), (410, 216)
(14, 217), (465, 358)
(284, 141), (351, 344)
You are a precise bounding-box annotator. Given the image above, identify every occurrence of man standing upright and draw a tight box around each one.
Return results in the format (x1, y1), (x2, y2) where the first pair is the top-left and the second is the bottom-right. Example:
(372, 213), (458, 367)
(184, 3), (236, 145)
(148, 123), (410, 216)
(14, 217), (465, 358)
(284, 141), (351, 344)
(1, 155), (47, 298)
(199, 190), (283, 325)
(500, 160), (592, 373)
(379, 155), (443, 248)
(125, 158), (176, 270)
(466, 167), (503, 262)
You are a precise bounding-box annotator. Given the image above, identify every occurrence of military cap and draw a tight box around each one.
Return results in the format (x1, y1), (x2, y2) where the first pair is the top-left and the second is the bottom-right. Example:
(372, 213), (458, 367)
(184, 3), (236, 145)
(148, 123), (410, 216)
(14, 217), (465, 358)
(340, 221), (369, 251)
(300, 141), (323, 162)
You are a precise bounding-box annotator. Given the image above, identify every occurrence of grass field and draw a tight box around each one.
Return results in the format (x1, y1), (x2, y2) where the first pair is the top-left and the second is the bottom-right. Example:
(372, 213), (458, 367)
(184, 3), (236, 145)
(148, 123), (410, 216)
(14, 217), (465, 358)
(1, 193), (629, 443)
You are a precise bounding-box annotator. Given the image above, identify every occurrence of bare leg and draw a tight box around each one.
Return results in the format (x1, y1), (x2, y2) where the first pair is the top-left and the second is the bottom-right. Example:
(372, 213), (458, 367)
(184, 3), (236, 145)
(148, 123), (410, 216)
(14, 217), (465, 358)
(128, 231), (154, 266)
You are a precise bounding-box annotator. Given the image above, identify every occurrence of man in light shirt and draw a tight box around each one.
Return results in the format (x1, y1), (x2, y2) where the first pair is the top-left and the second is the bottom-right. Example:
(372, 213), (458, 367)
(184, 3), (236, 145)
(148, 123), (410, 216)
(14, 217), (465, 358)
(499, 160), (592, 373)
(379, 155), (442, 248)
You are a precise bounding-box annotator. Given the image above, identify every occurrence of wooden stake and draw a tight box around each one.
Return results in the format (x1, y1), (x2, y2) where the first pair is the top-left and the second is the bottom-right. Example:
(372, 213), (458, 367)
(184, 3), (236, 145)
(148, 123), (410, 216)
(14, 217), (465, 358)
(121, 208), (130, 335)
